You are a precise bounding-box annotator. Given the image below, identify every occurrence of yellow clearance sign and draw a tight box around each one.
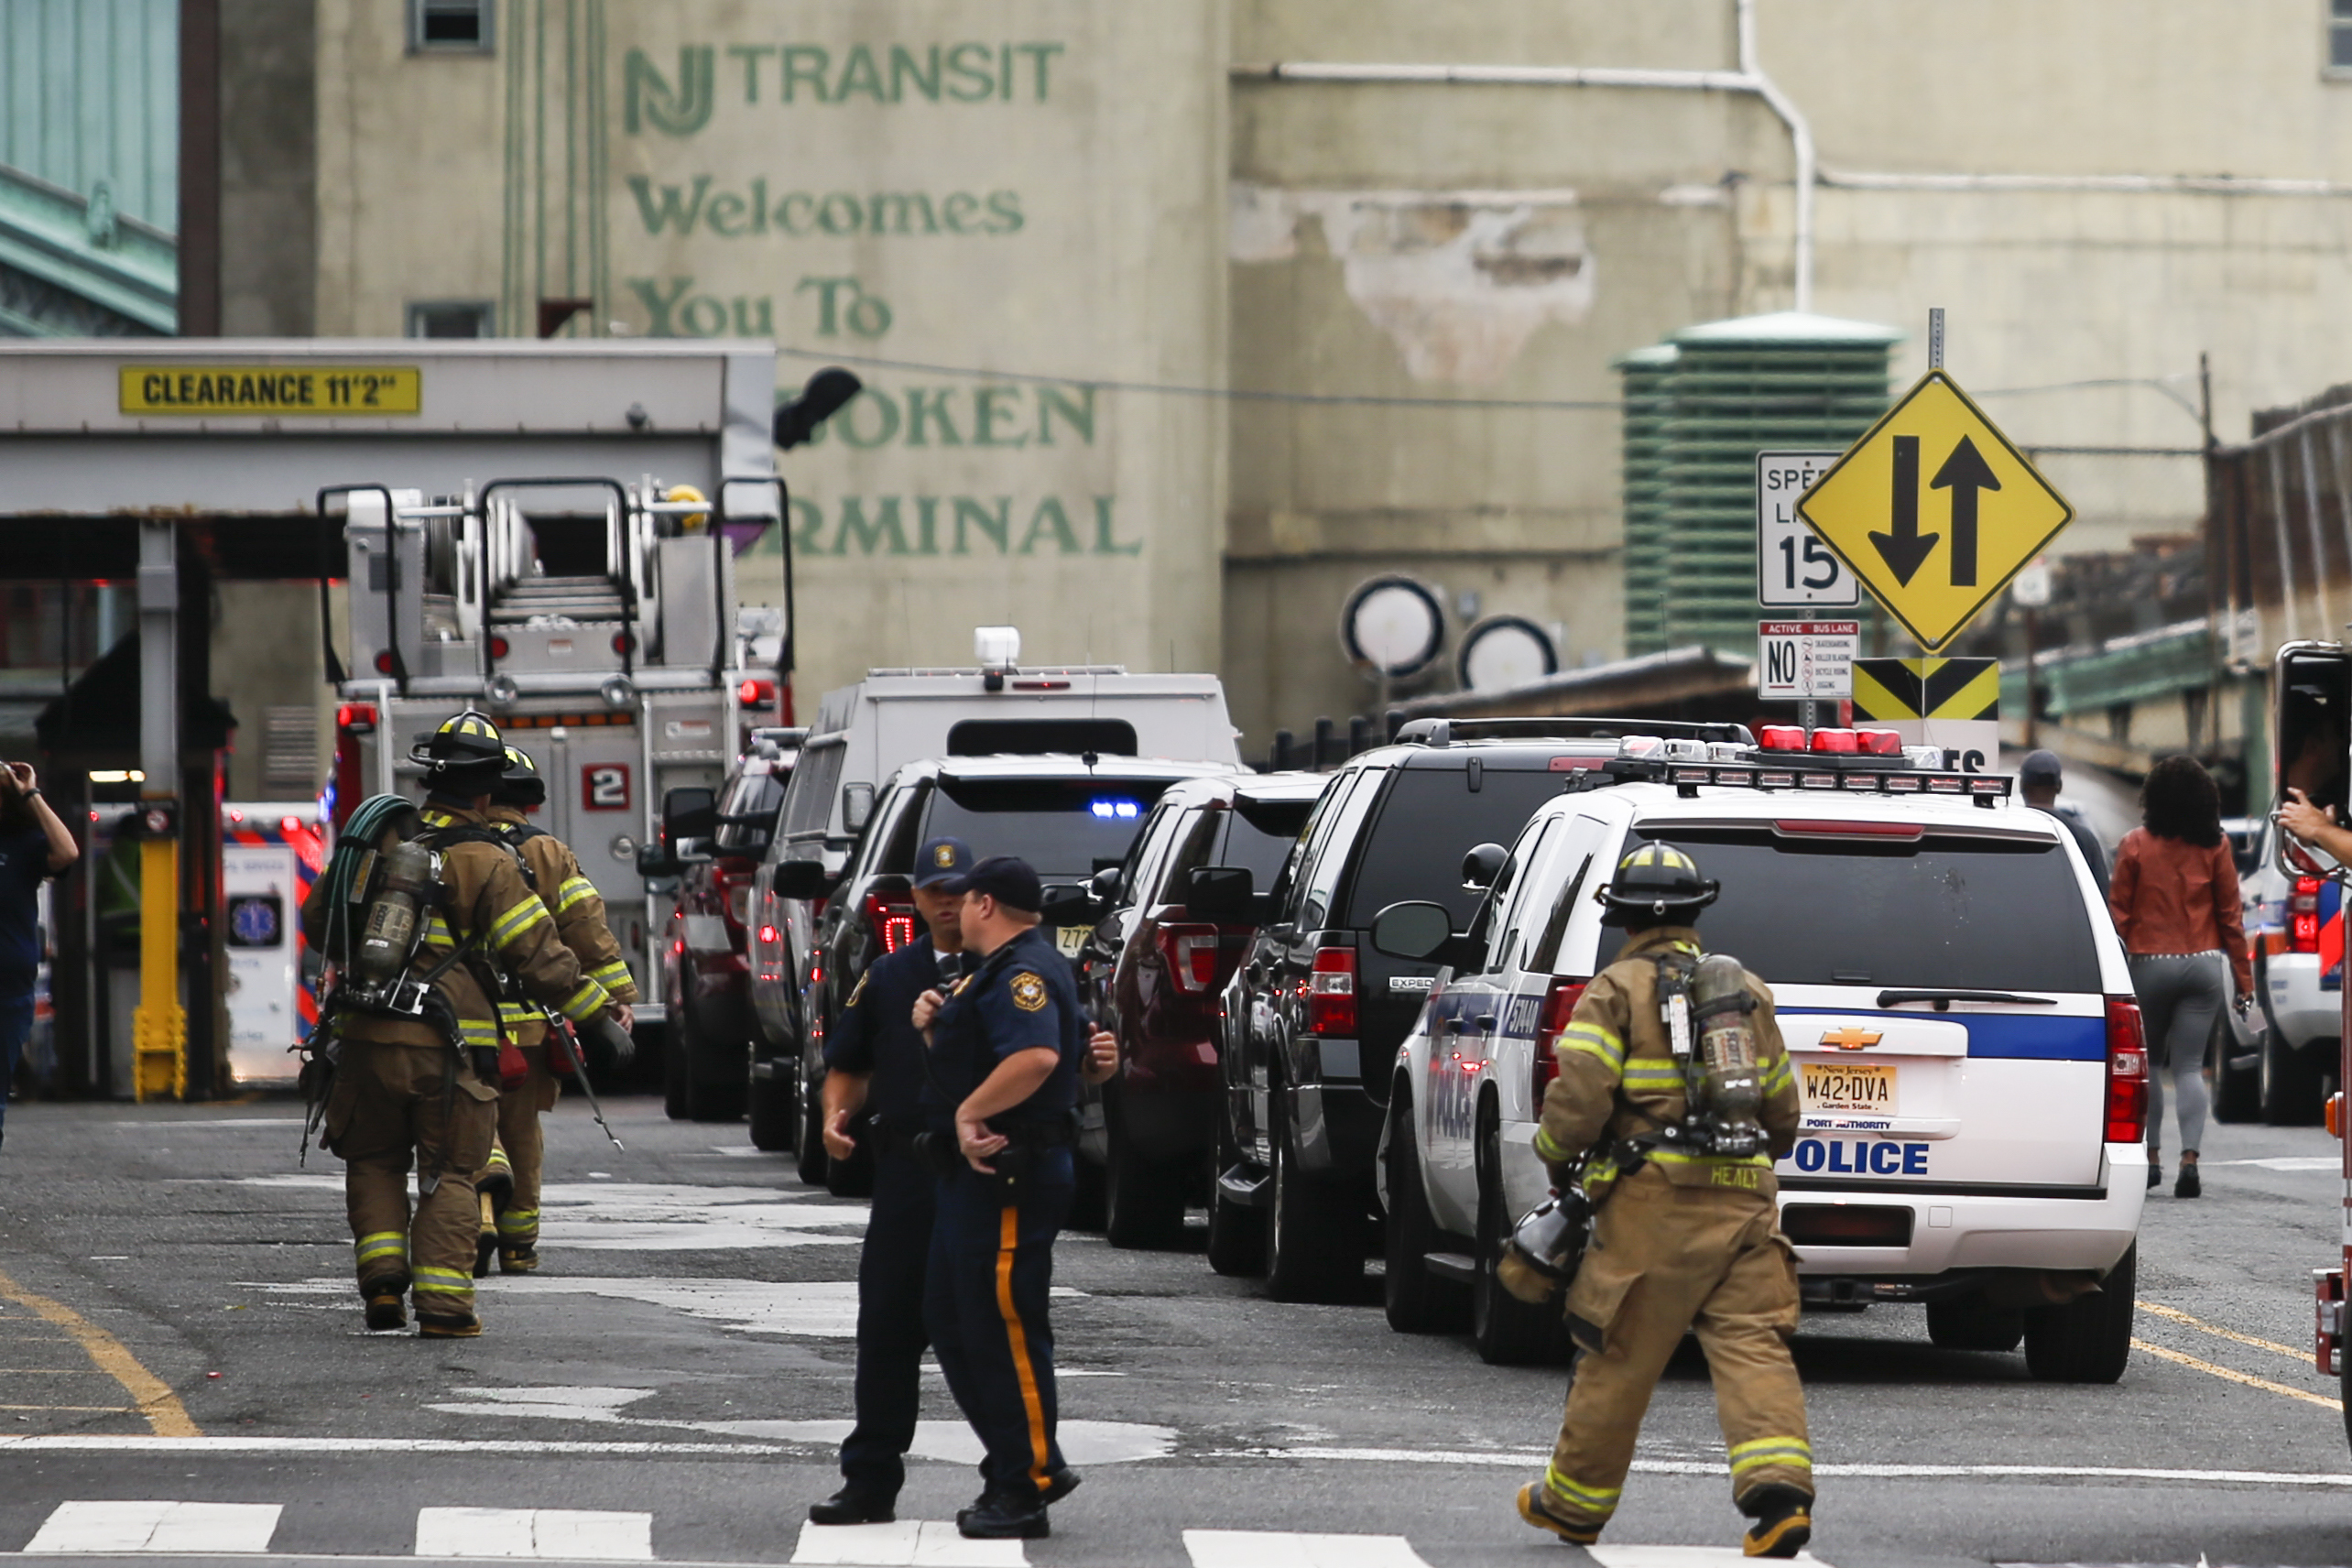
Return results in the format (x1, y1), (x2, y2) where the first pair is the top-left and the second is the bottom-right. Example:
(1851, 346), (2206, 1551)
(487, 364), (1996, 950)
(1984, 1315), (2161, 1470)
(120, 365), (422, 417)
(1794, 370), (2072, 651)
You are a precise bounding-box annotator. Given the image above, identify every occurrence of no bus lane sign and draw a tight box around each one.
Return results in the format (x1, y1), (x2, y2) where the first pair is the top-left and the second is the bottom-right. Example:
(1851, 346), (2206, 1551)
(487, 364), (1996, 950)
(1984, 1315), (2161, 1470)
(1758, 621), (1859, 701)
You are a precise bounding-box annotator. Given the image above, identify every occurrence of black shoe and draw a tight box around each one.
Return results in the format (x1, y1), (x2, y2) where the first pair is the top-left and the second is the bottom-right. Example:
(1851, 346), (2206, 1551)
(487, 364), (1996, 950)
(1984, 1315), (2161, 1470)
(1741, 1484), (1813, 1559)
(363, 1292), (407, 1332)
(2147, 1160), (2162, 1190)
(1040, 1467), (1082, 1507)
(957, 1494), (1050, 1541)
(807, 1491), (895, 1527)
(2175, 1161), (2202, 1198)
(499, 1244), (539, 1275)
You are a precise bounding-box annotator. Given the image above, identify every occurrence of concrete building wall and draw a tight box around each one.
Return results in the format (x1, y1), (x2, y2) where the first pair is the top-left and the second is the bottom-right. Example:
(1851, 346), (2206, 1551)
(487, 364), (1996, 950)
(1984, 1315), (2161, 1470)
(217, 0), (316, 337)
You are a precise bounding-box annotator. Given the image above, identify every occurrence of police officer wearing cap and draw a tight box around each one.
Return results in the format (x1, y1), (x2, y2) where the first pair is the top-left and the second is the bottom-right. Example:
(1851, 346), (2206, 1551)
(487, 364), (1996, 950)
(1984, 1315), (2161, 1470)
(909, 856), (1089, 1541)
(807, 836), (976, 1527)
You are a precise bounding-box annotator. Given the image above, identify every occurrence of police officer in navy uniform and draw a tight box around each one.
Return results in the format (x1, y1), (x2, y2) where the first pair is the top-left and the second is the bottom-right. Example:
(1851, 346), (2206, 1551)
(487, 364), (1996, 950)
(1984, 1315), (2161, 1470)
(910, 855), (1089, 1541)
(807, 836), (975, 1527)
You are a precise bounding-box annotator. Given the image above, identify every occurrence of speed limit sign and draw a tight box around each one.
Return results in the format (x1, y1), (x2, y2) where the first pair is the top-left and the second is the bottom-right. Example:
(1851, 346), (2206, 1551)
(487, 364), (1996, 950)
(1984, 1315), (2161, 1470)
(1758, 451), (1860, 608)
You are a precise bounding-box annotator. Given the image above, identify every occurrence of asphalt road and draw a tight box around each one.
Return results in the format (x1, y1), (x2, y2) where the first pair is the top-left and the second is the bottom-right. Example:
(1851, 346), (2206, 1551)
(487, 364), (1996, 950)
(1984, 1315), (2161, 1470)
(1, 1094), (2348, 1568)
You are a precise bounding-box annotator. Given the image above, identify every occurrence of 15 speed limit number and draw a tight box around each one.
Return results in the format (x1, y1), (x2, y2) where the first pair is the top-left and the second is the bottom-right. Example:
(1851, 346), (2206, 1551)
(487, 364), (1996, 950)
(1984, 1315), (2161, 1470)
(1758, 451), (1859, 608)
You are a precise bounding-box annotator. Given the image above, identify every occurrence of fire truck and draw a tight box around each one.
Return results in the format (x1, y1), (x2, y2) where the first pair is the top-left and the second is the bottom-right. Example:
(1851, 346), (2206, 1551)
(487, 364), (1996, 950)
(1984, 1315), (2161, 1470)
(321, 474), (768, 1050)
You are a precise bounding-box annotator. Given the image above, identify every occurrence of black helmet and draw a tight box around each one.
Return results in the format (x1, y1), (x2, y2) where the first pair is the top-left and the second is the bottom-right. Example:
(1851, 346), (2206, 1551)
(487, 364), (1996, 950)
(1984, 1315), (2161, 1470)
(1595, 842), (1719, 926)
(495, 744), (546, 808)
(410, 708), (506, 792)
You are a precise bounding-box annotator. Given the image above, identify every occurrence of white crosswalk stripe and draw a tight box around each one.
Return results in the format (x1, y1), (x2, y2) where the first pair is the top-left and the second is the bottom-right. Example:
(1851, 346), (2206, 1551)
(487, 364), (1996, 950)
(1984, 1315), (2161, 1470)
(1183, 1528), (1432, 1568)
(24, 1501), (284, 1554)
(413, 1508), (654, 1560)
(789, 1519), (1028, 1567)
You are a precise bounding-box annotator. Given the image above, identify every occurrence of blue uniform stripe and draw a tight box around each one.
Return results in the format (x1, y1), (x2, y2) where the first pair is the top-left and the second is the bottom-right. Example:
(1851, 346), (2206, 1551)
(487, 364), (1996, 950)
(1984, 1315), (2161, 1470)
(1779, 1007), (2107, 1062)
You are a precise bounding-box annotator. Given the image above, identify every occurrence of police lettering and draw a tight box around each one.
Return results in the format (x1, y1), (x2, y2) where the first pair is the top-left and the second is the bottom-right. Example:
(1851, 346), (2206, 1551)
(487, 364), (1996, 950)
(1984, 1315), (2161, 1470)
(1786, 1138), (1928, 1176)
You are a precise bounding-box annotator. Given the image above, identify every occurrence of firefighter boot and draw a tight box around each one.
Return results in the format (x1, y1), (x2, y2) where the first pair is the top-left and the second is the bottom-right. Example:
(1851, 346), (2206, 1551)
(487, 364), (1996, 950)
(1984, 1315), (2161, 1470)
(474, 1192), (498, 1279)
(499, 1242), (539, 1274)
(1517, 1483), (1603, 1546)
(1741, 1484), (1813, 1559)
(362, 1276), (408, 1332)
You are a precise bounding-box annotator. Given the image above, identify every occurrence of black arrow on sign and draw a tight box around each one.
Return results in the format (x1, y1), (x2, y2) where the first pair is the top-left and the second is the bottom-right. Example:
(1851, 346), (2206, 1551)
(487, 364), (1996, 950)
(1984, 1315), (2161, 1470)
(1929, 435), (2001, 588)
(1869, 434), (1939, 586)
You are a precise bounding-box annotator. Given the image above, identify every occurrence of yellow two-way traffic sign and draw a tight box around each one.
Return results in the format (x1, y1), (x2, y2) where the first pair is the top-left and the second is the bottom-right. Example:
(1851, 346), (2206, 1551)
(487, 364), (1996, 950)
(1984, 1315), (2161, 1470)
(1795, 370), (2074, 651)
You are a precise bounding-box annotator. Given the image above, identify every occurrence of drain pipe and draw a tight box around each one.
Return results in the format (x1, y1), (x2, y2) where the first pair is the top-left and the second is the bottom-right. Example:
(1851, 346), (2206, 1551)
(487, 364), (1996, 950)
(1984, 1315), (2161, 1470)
(1234, 0), (1818, 311)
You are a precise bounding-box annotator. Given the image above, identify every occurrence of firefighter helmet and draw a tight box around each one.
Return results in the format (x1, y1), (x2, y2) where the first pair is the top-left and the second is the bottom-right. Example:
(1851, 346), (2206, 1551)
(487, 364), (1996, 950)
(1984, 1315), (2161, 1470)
(1595, 842), (1718, 925)
(408, 708), (506, 777)
(495, 744), (546, 808)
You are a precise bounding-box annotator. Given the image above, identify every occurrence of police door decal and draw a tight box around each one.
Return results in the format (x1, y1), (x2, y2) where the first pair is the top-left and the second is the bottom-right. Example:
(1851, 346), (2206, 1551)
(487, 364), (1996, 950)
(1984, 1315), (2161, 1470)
(583, 763), (632, 811)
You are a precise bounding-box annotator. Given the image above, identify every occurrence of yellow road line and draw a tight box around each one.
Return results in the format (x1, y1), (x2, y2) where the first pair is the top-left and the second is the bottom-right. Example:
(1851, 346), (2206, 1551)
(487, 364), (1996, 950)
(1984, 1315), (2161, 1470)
(2131, 1338), (2341, 1410)
(0, 1269), (199, 1436)
(2139, 1300), (2307, 1362)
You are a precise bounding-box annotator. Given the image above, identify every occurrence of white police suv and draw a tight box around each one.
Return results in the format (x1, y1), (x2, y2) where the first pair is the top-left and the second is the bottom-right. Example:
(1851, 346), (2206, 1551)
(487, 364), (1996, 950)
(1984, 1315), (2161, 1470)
(1376, 727), (2147, 1382)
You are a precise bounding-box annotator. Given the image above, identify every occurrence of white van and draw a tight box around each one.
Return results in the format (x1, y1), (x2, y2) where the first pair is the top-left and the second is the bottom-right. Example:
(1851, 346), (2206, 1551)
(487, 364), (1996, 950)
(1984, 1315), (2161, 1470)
(1378, 732), (2146, 1382)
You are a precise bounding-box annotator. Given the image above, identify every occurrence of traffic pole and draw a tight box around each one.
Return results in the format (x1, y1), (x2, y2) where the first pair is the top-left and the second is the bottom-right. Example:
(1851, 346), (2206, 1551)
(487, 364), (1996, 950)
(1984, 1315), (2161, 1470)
(133, 519), (184, 1102)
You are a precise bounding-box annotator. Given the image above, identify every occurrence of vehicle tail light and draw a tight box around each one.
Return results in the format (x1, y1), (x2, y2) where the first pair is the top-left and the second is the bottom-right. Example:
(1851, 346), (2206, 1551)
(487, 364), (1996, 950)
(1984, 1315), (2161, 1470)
(612, 632), (637, 655)
(1531, 977), (1590, 1106)
(864, 889), (917, 955)
(2104, 994), (2148, 1144)
(1758, 725), (1806, 751)
(488, 635), (510, 659)
(336, 703), (377, 735)
(2328, 1092), (2345, 1140)
(2293, 876), (2324, 953)
(1157, 923), (1222, 994)
(738, 678), (775, 706)
(757, 924), (779, 945)
(1306, 943), (1357, 1035)
(727, 884), (752, 929)
(373, 650), (396, 674)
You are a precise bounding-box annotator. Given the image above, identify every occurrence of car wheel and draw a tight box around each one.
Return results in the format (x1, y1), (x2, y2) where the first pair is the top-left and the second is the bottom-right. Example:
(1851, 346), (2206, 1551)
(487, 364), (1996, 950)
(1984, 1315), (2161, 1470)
(1926, 1295), (2026, 1352)
(1205, 1115), (1266, 1278)
(747, 1065), (793, 1152)
(1105, 1097), (1188, 1250)
(793, 1054), (829, 1187)
(2260, 1032), (2328, 1126)
(662, 1017), (690, 1121)
(1472, 1113), (1556, 1366)
(1264, 1093), (1363, 1304)
(2023, 1242), (2135, 1384)
(1382, 1090), (1460, 1334)
(2211, 1008), (2260, 1124)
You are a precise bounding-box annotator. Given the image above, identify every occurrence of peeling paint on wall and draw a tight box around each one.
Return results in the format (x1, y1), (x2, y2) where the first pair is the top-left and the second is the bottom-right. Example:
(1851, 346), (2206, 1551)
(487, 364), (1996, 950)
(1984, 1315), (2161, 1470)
(1231, 183), (1596, 384)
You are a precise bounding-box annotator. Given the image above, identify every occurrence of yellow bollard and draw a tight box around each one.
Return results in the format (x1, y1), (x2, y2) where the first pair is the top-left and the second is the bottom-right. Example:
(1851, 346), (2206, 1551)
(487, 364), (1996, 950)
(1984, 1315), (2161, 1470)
(131, 834), (183, 1102)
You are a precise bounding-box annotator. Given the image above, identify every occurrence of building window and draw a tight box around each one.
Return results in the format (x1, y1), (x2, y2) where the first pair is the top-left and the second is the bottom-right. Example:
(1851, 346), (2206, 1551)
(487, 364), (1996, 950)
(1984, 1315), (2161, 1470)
(2333, 0), (2352, 71)
(407, 300), (495, 338)
(408, 0), (493, 53)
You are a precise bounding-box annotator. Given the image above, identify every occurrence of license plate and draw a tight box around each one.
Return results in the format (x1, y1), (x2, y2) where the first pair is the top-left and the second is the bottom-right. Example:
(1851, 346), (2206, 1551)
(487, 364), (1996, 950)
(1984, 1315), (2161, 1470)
(1802, 1061), (1897, 1116)
(1054, 925), (1086, 958)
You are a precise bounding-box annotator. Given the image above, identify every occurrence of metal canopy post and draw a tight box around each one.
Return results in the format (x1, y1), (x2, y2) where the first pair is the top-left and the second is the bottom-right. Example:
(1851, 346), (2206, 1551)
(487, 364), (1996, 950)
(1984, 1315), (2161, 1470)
(134, 519), (184, 1101)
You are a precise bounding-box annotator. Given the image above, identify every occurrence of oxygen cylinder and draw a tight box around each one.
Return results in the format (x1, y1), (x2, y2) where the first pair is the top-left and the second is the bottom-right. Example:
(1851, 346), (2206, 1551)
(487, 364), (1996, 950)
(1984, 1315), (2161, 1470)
(353, 841), (435, 985)
(1689, 952), (1765, 1154)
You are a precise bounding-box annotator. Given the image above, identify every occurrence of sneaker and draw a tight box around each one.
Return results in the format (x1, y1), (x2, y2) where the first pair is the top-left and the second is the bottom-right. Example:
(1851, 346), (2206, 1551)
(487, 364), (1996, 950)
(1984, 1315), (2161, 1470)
(418, 1314), (483, 1338)
(498, 1245), (540, 1275)
(807, 1491), (894, 1527)
(364, 1292), (407, 1332)
(2175, 1161), (2202, 1199)
(2147, 1160), (2162, 1190)
(1741, 1484), (1813, 1559)
(1040, 1467), (1082, 1506)
(956, 1493), (1050, 1541)
(1516, 1483), (1602, 1546)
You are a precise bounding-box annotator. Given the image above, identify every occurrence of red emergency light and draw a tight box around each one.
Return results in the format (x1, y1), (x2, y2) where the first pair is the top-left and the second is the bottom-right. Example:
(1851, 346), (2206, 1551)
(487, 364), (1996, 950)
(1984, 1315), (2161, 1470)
(1808, 728), (1859, 754)
(738, 678), (776, 707)
(1758, 725), (1806, 751)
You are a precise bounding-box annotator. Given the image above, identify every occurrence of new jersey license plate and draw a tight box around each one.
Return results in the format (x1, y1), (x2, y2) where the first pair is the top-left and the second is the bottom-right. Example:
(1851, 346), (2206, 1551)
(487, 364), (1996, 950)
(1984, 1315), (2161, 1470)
(1802, 1061), (1897, 1116)
(1053, 925), (1086, 958)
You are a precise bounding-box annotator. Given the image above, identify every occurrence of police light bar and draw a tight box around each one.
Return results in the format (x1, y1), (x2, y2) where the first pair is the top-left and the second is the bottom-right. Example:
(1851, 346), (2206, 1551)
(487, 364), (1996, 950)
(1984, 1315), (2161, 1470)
(1596, 736), (2013, 807)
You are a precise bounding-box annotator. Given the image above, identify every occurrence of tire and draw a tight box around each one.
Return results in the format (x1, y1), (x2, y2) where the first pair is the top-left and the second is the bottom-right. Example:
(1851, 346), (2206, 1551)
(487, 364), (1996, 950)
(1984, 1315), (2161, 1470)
(1382, 1092), (1459, 1334)
(1264, 1094), (1364, 1304)
(689, 1079), (747, 1123)
(1926, 1296), (2026, 1352)
(2212, 1009), (2260, 1124)
(1472, 1115), (1556, 1366)
(2261, 1033), (2328, 1126)
(662, 1018), (690, 1121)
(793, 1053), (829, 1187)
(1205, 1116), (1265, 1278)
(747, 1067), (793, 1152)
(1105, 1099), (1188, 1250)
(2023, 1242), (2136, 1383)
(1069, 1151), (1108, 1233)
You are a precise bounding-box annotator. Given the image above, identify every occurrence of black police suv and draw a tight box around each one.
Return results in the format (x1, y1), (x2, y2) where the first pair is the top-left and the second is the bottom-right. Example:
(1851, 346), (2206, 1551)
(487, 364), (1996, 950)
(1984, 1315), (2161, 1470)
(1208, 716), (1755, 1301)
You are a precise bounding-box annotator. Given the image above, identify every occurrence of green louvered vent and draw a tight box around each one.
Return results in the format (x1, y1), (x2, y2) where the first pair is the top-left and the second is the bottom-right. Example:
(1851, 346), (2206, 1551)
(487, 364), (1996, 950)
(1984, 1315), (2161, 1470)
(1621, 314), (1899, 660)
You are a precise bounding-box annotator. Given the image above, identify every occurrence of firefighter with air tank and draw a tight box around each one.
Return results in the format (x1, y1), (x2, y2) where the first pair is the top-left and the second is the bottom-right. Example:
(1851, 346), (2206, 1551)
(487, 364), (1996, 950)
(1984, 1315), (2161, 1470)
(299, 710), (632, 1338)
(1510, 843), (1815, 1559)
(466, 744), (638, 1276)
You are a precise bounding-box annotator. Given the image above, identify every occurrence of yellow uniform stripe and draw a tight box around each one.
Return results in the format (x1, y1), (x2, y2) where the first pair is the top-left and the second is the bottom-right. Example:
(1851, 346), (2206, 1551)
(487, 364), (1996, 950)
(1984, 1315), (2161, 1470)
(1620, 1062), (1683, 1084)
(355, 1232), (407, 1263)
(1543, 1465), (1621, 1514)
(588, 959), (633, 989)
(995, 1205), (1054, 1493)
(490, 898), (551, 949)
(1531, 1127), (1572, 1165)
(555, 978), (609, 1022)
(497, 1209), (538, 1236)
(556, 877), (599, 914)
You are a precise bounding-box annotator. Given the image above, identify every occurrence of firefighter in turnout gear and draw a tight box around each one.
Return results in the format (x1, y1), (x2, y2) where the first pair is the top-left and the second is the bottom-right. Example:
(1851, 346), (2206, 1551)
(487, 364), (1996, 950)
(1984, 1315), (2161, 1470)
(1516, 844), (1814, 1559)
(300, 710), (621, 1337)
(470, 744), (638, 1274)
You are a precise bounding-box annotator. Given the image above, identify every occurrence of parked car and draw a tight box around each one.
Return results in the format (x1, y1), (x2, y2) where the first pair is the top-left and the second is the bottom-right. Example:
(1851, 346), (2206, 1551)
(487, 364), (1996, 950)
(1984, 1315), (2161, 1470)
(1073, 771), (1330, 1247)
(2217, 813), (2337, 1123)
(1378, 730), (2145, 1382)
(1207, 717), (1755, 1301)
(770, 753), (1234, 1190)
(746, 627), (1243, 1160)
(653, 729), (801, 1122)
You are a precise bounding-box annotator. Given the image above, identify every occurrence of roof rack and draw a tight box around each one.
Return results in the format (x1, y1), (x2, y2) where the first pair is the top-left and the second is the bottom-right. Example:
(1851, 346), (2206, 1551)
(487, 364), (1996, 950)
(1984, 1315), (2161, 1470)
(1572, 734), (2013, 808)
(1395, 716), (1758, 748)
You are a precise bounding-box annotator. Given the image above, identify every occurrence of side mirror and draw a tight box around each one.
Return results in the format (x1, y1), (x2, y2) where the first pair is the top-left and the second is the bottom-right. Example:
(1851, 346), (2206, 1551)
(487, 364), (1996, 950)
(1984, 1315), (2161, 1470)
(1460, 842), (1508, 890)
(1090, 865), (1124, 902)
(663, 787), (718, 844)
(1039, 882), (1095, 926)
(841, 782), (876, 835)
(1185, 865), (1255, 922)
(636, 841), (681, 878)
(770, 858), (835, 900)
(1370, 899), (1457, 963)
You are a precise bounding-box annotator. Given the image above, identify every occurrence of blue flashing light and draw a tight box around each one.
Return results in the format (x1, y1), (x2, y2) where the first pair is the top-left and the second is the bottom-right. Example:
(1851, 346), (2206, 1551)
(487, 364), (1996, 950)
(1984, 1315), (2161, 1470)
(1090, 799), (1141, 820)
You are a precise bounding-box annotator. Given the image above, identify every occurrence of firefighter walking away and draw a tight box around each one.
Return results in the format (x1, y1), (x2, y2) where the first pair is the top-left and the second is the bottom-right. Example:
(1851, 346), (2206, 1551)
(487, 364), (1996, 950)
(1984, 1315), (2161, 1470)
(1515, 844), (1814, 1557)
